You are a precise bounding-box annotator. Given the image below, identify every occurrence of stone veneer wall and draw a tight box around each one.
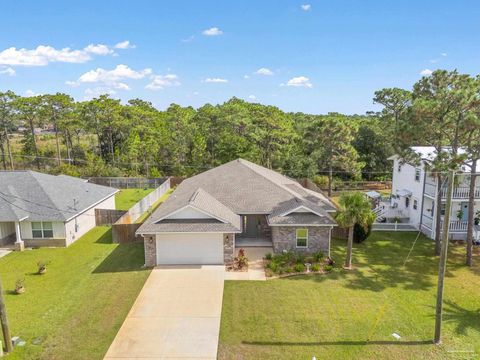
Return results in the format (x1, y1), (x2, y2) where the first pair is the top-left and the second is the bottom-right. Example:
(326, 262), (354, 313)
(144, 234), (157, 267)
(223, 233), (235, 265)
(271, 226), (331, 255)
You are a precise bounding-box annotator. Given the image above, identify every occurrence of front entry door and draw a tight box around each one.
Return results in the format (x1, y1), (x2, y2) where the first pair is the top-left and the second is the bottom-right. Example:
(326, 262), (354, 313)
(460, 202), (469, 222)
(244, 215), (260, 238)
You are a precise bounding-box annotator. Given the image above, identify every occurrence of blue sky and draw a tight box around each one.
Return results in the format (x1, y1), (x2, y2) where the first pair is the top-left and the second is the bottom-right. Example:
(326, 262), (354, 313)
(0, 0), (479, 114)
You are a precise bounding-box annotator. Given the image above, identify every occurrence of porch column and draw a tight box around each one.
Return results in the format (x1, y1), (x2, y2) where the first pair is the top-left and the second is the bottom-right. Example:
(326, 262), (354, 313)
(14, 221), (24, 251)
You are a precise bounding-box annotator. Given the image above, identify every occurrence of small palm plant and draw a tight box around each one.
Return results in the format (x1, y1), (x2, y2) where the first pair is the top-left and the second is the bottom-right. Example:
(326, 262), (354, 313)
(336, 192), (376, 269)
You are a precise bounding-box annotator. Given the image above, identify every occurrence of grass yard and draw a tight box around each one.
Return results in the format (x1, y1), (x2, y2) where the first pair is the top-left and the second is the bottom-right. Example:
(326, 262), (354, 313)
(115, 188), (154, 210)
(0, 226), (150, 360)
(219, 232), (480, 359)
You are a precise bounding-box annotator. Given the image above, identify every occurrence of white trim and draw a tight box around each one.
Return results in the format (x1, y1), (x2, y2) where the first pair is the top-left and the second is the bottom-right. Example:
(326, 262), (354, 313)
(295, 228), (308, 248)
(278, 205), (324, 218)
(154, 204), (230, 224)
(65, 191), (119, 222)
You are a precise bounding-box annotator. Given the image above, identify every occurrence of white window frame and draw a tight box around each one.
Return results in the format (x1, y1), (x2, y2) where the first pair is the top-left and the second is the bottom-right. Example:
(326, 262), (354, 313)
(296, 228), (308, 248)
(414, 168), (421, 182)
(413, 199), (418, 210)
(397, 163), (402, 172)
(31, 221), (54, 239)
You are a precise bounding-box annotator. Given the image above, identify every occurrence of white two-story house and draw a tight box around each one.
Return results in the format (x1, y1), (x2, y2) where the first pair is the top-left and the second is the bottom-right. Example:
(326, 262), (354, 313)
(384, 146), (480, 241)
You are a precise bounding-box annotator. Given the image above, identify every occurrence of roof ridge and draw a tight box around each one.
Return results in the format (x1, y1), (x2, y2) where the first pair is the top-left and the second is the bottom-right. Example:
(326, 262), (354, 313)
(237, 160), (319, 205)
(29, 171), (67, 219)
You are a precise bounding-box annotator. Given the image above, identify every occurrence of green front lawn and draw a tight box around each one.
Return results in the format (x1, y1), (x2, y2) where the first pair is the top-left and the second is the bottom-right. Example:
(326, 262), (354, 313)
(220, 232), (480, 359)
(0, 226), (150, 360)
(115, 188), (154, 210)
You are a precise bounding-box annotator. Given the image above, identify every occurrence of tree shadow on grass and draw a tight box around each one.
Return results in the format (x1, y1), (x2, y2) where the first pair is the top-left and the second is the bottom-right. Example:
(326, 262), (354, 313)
(442, 300), (480, 335)
(92, 241), (146, 273)
(241, 340), (433, 346)
(288, 234), (469, 292)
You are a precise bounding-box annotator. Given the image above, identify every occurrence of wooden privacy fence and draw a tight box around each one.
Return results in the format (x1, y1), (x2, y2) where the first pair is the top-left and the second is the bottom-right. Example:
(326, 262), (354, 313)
(112, 178), (171, 243)
(112, 223), (143, 244)
(86, 177), (169, 189)
(95, 209), (126, 226)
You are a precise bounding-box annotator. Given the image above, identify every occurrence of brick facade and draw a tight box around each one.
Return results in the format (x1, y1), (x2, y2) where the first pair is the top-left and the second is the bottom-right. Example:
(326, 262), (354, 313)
(223, 233), (235, 265)
(271, 226), (331, 255)
(144, 234), (157, 267)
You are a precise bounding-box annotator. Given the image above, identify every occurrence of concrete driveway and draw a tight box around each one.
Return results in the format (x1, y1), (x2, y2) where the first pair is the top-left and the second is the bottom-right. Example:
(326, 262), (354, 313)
(104, 265), (225, 360)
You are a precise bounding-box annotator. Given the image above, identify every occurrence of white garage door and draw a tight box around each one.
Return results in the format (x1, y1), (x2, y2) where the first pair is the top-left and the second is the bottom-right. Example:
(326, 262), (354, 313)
(156, 233), (224, 265)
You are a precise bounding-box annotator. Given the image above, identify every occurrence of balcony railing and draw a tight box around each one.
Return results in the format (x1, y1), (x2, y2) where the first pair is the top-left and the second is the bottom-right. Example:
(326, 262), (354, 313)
(425, 184), (480, 199)
(439, 220), (469, 233)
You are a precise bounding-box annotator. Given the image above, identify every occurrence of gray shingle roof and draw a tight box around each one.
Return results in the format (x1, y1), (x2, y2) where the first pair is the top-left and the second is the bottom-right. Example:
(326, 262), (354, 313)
(137, 159), (337, 234)
(0, 171), (118, 221)
(139, 188), (241, 233)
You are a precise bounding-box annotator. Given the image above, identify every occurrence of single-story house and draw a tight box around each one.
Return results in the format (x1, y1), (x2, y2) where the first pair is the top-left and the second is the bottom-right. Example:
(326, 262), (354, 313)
(0, 170), (118, 249)
(136, 159), (337, 266)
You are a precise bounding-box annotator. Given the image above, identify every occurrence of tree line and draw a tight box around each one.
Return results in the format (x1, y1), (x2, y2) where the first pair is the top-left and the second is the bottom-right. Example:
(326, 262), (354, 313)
(0, 92), (395, 196)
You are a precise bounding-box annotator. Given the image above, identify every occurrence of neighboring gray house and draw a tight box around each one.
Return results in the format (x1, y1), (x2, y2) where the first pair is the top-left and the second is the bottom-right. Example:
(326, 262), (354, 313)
(136, 159), (337, 266)
(0, 171), (118, 249)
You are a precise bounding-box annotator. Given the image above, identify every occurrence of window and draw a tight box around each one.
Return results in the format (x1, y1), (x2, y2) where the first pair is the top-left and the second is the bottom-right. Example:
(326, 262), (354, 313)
(405, 197), (410, 208)
(31, 222), (53, 239)
(440, 204), (446, 216)
(397, 163), (402, 172)
(415, 168), (421, 182)
(296, 229), (308, 248)
(413, 199), (418, 210)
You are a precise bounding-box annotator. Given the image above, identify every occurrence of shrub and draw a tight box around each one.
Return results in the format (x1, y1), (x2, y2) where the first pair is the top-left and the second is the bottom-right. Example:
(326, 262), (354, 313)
(265, 269), (274, 277)
(284, 267), (293, 274)
(234, 248), (248, 270)
(265, 253), (273, 260)
(295, 253), (306, 264)
(312, 251), (323, 262)
(311, 264), (320, 272)
(353, 223), (372, 243)
(294, 263), (305, 273)
(267, 261), (279, 273)
(324, 264), (333, 272)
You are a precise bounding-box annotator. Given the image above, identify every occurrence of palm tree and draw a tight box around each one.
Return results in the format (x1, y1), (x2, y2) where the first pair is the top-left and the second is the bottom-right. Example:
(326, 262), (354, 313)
(336, 192), (376, 269)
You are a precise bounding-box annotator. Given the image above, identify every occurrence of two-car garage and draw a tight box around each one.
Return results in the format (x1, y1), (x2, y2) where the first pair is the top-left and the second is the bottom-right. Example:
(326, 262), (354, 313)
(155, 232), (224, 265)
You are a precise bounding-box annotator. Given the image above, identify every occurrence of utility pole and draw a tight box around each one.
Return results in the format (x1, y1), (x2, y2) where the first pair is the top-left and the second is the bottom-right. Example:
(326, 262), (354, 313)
(0, 277), (13, 353)
(434, 169), (455, 344)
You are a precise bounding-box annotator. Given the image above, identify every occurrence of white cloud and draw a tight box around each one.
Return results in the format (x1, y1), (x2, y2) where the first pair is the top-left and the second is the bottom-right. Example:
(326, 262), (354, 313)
(0, 45), (91, 66)
(441, 52), (447, 57)
(256, 67), (274, 76)
(204, 77), (228, 83)
(25, 89), (40, 96)
(243, 74), (250, 79)
(283, 76), (313, 88)
(114, 40), (135, 49)
(301, 4), (311, 11)
(248, 94), (256, 100)
(84, 87), (117, 100)
(202, 27), (223, 36)
(84, 44), (113, 55)
(420, 69), (433, 76)
(146, 74), (181, 90)
(70, 64), (152, 90)
(0, 66), (15, 76)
